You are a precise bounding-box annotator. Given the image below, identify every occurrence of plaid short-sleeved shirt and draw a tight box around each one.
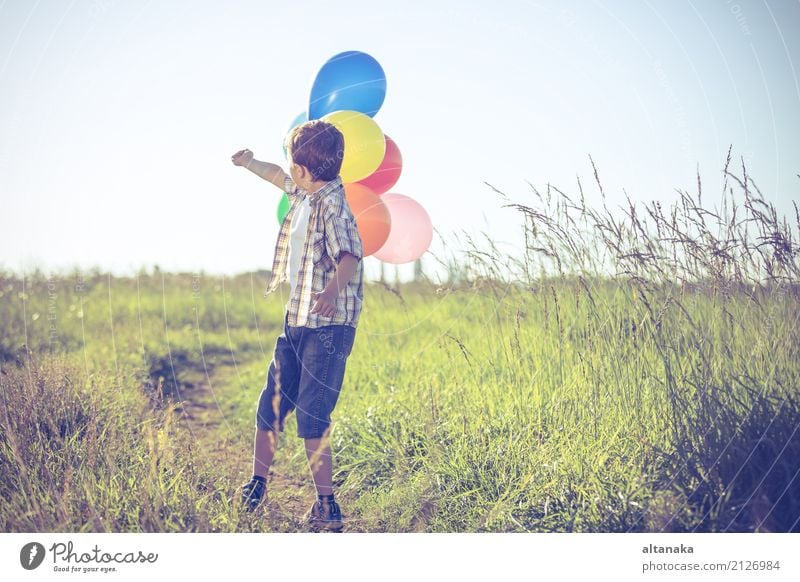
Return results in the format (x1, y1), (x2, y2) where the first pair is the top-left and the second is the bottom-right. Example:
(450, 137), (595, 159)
(264, 175), (364, 329)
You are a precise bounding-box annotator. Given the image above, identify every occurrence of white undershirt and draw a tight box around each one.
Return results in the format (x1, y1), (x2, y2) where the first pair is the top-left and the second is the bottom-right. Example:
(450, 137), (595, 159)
(287, 197), (310, 297)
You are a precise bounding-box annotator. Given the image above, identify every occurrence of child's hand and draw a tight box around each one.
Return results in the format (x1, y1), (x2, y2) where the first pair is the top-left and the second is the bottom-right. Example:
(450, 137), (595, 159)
(311, 289), (337, 318)
(231, 149), (254, 167)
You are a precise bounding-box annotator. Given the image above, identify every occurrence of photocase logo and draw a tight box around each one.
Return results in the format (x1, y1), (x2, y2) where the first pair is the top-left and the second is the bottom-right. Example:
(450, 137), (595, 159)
(20, 542), (46, 570)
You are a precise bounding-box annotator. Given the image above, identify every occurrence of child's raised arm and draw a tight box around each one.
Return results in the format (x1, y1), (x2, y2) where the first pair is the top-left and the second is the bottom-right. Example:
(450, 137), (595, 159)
(231, 148), (288, 191)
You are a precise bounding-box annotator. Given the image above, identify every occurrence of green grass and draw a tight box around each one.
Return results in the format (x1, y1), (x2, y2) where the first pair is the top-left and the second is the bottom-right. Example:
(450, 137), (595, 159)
(1, 266), (797, 532)
(2, 159), (798, 531)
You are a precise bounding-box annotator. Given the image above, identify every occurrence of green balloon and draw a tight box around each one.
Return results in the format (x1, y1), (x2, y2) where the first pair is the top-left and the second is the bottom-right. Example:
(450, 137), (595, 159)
(277, 193), (291, 224)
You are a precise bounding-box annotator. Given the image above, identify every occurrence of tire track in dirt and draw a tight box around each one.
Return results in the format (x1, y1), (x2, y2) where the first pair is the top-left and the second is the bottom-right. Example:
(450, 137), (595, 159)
(176, 361), (321, 532)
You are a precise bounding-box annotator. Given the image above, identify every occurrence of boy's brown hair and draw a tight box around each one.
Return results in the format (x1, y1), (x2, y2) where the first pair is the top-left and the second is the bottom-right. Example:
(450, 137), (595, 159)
(285, 120), (345, 182)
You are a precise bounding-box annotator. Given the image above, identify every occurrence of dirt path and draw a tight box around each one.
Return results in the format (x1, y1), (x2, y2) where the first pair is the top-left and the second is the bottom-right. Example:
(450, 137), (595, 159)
(176, 360), (321, 532)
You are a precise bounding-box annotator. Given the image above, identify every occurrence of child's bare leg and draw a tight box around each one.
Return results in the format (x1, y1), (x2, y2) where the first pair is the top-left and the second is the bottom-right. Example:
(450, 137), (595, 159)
(304, 435), (333, 496)
(252, 428), (278, 478)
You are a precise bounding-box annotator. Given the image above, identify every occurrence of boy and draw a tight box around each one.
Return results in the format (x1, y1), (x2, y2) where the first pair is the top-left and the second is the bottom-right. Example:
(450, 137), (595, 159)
(230, 120), (363, 532)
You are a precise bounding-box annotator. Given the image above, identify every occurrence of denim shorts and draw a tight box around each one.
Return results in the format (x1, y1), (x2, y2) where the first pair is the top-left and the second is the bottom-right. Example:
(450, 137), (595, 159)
(255, 311), (356, 438)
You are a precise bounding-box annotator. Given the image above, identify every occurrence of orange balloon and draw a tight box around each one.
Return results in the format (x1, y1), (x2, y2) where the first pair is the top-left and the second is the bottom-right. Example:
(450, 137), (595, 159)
(344, 183), (391, 256)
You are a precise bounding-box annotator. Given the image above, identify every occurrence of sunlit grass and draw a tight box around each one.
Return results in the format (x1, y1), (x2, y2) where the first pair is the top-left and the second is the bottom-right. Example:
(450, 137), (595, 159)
(1, 156), (798, 532)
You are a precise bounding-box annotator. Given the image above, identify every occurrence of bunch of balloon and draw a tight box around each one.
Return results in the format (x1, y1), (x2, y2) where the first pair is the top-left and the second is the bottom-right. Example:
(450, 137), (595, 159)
(277, 50), (432, 264)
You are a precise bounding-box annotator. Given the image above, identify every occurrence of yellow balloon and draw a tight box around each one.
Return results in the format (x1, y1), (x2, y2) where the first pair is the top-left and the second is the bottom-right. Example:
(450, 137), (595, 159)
(322, 110), (386, 183)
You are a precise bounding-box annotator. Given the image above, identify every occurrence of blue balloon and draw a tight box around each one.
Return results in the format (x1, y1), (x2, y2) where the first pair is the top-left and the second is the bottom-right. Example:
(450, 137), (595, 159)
(283, 110), (308, 159)
(308, 51), (387, 119)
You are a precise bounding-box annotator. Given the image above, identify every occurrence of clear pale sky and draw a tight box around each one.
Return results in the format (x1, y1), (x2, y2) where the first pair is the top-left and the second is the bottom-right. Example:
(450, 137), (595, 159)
(1, 0), (798, 280)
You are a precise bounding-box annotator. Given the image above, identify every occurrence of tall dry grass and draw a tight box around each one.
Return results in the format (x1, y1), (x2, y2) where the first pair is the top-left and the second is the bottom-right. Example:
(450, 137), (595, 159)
(1, 147), (798, 531)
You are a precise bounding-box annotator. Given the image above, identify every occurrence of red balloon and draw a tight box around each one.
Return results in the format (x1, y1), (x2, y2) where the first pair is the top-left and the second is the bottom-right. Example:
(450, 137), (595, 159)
(343, 183), (391, 257)
(355, 134), (402, 195)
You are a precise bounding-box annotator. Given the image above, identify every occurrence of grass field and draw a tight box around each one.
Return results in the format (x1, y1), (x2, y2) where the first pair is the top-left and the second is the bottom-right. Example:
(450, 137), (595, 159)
(2, 159), (799, 532)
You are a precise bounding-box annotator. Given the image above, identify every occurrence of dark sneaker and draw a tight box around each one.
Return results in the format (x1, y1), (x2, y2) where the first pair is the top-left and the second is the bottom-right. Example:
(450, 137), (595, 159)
(240, 478), (267, 512)
(306, 498), (343, 532)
